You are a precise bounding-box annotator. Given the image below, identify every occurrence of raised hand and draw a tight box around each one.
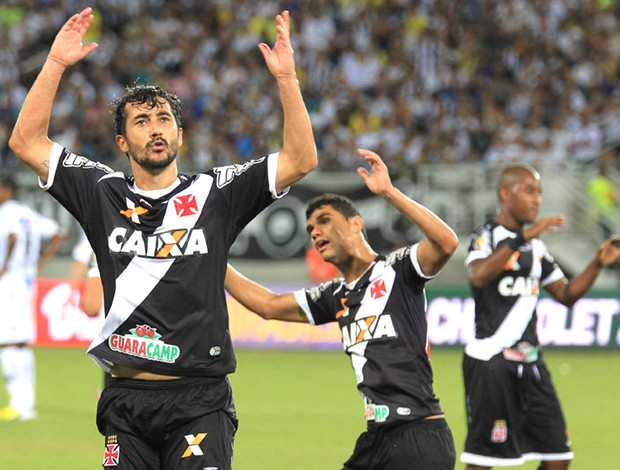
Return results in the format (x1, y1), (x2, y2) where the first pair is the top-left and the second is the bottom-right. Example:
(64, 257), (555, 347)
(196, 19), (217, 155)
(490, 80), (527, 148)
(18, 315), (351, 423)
(356, 148), (393, 196)
(595, 235), (620, 267)
(524, 216), (565, 240)
(258, 11), (296, 79)
(49, 7), (98, 68)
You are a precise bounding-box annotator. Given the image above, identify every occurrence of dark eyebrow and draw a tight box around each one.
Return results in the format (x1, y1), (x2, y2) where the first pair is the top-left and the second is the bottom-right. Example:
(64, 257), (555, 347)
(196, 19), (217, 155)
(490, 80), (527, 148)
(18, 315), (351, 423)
(131, 110), (172, 122)
(131, 113), (150, 122)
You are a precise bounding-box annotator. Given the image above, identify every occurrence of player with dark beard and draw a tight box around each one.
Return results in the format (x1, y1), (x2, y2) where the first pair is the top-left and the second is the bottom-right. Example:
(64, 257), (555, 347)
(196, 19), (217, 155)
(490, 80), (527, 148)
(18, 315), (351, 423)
(9, 7), (317, 469)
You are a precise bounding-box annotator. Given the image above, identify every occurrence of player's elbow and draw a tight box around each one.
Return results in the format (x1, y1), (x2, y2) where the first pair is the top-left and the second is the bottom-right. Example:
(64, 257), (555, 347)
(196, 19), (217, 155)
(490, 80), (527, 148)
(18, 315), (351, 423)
(80, 300), (101, 317)
(442, 233), (459, 257)
(8, 127), (47, 168)
(297, 146), (318, 177)
(8, 128), (27, 160)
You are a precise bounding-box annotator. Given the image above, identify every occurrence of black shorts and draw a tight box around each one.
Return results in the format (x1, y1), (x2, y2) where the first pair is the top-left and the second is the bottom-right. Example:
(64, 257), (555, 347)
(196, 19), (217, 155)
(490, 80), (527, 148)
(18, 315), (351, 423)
(461, 354), (573, 467)
(343, 418), (456, 470)
(96, 376), (238, 470)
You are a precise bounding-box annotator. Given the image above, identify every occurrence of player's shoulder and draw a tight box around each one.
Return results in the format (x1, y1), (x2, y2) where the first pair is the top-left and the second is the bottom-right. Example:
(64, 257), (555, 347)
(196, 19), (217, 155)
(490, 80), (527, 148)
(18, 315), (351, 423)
(305, 276), (346, 301)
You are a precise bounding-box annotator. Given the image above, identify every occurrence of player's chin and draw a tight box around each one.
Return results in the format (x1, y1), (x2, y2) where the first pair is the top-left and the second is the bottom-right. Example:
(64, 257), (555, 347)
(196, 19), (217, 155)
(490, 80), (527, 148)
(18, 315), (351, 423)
(319, 250), (335, 263)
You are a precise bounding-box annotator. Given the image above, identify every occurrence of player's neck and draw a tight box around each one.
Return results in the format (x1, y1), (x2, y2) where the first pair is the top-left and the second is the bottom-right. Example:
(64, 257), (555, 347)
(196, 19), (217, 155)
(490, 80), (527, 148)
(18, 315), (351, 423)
(342, 246), (378, 283)
(494, 213), (522, 233)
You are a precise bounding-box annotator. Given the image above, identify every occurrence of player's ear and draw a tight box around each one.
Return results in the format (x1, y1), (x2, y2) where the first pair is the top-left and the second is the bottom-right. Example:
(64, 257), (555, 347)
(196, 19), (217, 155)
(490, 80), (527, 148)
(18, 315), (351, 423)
(498, 187), (512, 204)
(115, 134), (128, 153)
(351, 215), (364, 235)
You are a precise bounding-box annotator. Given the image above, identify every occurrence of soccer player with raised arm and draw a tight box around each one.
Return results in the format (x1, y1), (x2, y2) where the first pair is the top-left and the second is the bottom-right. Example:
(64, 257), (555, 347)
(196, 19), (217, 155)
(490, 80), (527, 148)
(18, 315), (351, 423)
(226, 149), (458, 470)
(461, 163), (620, 470)
(9, 8), (317, 469)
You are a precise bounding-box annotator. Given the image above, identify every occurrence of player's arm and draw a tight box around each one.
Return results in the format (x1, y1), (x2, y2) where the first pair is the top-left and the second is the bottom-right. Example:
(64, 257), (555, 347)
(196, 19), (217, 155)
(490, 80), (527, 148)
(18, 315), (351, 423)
(8, 8), (98, 180)
(37, 229), (66, 272)
(225, 264), (309, 323)
(468, 216), (566, 289)
(545, 235), (620, 307)
(259, 11), (317, 193)
(81, 274), (103, 317)
(356, 148), (458, 276)
(0, 233), (17, 278)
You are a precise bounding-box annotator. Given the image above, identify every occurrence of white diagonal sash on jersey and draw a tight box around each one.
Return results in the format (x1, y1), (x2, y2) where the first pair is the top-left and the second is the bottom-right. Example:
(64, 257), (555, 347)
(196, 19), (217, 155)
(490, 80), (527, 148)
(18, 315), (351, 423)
(87, 175), (213, 356)
(348, 262), (395, 385)
(464, 296), (539, 361)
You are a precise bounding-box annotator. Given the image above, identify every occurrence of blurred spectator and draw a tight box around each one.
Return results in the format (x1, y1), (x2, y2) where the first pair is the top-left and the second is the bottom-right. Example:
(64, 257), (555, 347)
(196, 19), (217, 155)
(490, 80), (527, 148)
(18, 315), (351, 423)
(588, 153), (618, 240)
(2, 0), (620, 174)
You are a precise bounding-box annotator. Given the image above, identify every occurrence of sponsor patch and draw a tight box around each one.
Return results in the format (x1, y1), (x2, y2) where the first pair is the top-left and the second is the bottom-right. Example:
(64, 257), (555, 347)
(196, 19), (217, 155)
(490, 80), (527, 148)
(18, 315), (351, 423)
(365, 403), (389, 423)
(119, 198), (149, 224)
(182, 433), (207, 458)
(108, 324), (181, 363)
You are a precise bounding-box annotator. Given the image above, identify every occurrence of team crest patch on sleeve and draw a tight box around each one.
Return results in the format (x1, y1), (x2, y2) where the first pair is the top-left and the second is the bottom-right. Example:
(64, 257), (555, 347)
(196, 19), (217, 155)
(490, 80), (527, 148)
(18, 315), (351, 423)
(103, 435), (120, 466)
(108, 324), (181, 363)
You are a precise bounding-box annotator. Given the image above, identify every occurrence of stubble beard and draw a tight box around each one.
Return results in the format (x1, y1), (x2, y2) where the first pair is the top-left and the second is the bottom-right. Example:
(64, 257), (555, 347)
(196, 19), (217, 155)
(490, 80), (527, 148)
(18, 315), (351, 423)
(128, 139), (178, 171)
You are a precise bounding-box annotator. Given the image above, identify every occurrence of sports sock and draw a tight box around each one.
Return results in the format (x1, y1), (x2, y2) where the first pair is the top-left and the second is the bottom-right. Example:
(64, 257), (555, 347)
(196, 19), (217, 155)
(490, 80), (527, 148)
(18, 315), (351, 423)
(0, 346), (36, 415)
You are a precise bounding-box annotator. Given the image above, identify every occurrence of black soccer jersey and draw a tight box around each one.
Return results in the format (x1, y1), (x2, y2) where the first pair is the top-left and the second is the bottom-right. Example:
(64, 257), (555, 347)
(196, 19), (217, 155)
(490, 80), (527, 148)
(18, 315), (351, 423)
(42, 143), (283, 376)
(464, 221), (564, 361)
(294, 245), (444, 427)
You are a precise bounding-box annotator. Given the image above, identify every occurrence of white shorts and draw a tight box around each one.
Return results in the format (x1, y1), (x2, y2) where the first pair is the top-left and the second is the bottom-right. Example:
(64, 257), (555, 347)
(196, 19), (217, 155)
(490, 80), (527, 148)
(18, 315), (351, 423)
(0, 272), (35, 345)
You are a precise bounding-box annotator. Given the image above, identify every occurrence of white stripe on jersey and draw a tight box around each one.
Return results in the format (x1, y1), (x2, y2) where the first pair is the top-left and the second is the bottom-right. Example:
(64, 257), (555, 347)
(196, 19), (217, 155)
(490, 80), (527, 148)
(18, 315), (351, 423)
(88, 257), (175, 354)
(88, 173), (213, 356)
(465, 227), (563, 360)
(158, 174), (212, 232)
(464, 295), (539, 361)
(347, 261), (396, 384)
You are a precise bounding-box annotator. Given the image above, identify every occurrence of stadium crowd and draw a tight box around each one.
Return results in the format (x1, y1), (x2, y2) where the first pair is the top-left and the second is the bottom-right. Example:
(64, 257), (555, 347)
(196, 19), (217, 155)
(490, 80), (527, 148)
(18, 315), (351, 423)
(1, 0), (620, 175)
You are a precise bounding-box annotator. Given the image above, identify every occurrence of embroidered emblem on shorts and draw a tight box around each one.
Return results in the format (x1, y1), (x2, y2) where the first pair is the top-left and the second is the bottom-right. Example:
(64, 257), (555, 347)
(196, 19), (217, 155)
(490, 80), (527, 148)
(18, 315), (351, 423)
(103, 435), (120, 466)
(182, 433), (208, 458)
(491, 420), (508, 443)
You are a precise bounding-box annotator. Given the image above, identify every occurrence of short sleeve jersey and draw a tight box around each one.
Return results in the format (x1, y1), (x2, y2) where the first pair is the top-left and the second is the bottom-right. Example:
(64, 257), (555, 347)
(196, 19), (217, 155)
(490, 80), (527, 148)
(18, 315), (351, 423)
(464, 221), (564, 361)
(0, 200), (59, 278)
(0, 200), (27, 274)
(294, 245), (444, 426)
(42, 143), (282, 376)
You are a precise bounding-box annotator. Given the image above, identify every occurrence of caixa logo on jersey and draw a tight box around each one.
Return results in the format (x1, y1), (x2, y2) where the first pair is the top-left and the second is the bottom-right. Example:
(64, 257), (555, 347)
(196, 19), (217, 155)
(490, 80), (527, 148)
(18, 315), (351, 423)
(497, 276), (539, 297)
(341, 314), (397, 350)
(108, 227), (208, 258)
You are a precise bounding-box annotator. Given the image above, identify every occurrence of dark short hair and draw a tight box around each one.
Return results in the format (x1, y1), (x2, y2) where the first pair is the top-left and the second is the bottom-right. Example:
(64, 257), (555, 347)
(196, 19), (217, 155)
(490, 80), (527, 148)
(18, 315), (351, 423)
(0, 172), (18, 194)
(306, 193), (360, 220)
(111, 84), (182, 136)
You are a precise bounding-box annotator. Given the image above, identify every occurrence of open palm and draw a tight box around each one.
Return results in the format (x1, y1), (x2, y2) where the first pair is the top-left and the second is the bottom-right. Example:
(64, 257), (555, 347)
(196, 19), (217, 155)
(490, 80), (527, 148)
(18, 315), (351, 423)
(49, 7), (98, 67)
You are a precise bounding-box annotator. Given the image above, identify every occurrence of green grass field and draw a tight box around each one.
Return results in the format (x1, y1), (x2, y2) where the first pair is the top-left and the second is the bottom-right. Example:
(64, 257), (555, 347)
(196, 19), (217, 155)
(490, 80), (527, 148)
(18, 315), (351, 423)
(0, 347), (618, 469)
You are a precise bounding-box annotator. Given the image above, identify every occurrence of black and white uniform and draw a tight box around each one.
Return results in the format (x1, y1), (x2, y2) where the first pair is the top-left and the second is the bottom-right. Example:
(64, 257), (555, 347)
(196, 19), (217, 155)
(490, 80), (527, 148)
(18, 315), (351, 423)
(461, 221), (574, 467)
(0, 199), (60, 344)
(295, 245), (455, 470)
(41, 143), (284, 469)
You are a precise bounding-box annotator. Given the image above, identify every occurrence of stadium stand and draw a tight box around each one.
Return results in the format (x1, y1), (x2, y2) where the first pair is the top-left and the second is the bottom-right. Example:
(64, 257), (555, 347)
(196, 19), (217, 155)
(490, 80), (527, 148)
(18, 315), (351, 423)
(2, 0), (619, 286)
